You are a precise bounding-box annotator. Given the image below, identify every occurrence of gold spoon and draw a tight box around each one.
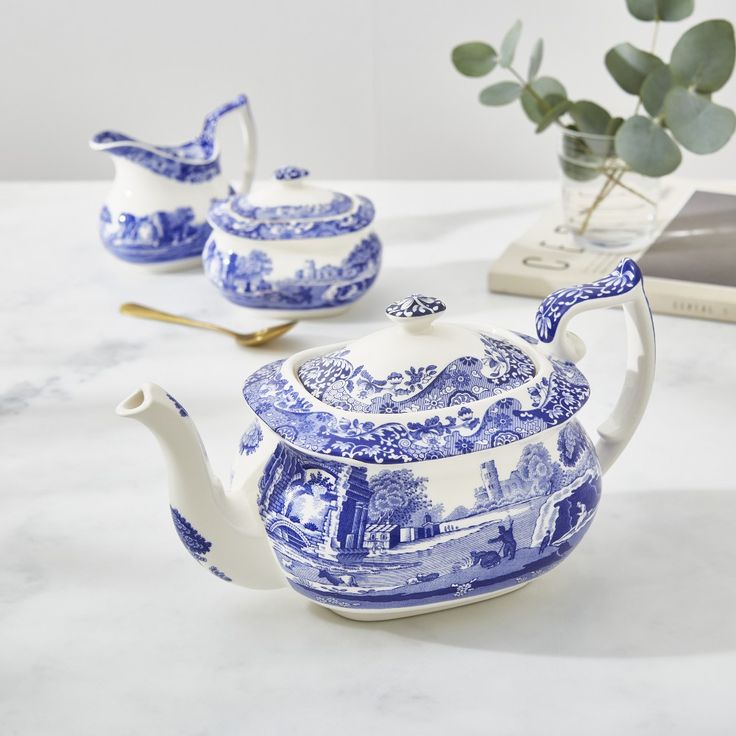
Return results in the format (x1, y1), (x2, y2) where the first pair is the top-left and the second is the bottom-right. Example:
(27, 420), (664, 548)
(120, 303), (297, 347)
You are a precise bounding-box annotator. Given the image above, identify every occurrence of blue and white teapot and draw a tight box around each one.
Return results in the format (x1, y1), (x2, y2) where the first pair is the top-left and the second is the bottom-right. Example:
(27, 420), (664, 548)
(117, 259), (655, 621)
(90, 95), (256, 270)
(202, 166), (381, 319)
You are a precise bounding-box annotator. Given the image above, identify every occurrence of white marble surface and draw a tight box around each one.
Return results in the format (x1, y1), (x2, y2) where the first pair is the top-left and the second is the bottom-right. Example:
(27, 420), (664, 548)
(2, 180), (735, 735)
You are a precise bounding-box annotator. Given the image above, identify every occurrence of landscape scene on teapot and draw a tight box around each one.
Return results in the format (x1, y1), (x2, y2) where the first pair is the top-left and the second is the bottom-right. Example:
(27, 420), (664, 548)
(247, 419), (601, 610)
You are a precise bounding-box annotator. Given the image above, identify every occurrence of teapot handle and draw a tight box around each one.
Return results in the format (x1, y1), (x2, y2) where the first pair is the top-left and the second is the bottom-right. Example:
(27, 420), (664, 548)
(535, 258), (655, 474)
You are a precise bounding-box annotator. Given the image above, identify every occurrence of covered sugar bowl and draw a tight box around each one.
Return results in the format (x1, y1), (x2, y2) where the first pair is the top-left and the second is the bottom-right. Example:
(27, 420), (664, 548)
(202, 166), (381, 318)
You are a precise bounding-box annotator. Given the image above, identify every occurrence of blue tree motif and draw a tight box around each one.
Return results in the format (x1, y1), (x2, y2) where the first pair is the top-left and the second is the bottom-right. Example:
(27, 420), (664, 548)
(557, 421), (586, 467)
(505, 443), (562, 498)
(170, 506), (212, 561)
(234, 250), (273, 292)
(239, 421), (263, 455)
(367, 469), (429, 525)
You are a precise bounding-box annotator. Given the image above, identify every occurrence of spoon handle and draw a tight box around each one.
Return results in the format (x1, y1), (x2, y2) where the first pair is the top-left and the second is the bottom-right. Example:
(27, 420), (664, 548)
(119, 303), (234, 337)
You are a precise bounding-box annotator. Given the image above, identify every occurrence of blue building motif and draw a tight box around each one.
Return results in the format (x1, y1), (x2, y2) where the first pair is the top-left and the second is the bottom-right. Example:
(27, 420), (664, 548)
(255, 420), (601, 610)
(242, 357), (590, 464)
(203, 233), (382, 311)
(169, 507), (232, 583)
(297, 332), (536, 413)
(100, 205), (210, 264)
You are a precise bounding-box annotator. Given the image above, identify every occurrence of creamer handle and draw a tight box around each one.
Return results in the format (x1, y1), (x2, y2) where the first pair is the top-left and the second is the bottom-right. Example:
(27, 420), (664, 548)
(202, 94), (257, 195)
(535, 258), (656, 474)
(237, 98), (257, 195)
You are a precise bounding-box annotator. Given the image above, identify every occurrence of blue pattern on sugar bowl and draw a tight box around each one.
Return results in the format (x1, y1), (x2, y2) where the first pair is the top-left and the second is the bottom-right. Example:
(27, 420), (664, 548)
(90, 94), (257, 270)
(118, 260), (656, 621)
(203, 166), (382, 319)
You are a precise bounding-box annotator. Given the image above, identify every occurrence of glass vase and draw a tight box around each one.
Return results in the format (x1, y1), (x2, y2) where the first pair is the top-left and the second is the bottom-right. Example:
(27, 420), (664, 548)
(559, 129), (660, 251)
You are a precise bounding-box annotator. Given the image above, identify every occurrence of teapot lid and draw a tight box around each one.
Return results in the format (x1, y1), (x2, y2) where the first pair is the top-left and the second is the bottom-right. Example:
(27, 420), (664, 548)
(242, 294), (591, 464)
(208, 166), (375, 240)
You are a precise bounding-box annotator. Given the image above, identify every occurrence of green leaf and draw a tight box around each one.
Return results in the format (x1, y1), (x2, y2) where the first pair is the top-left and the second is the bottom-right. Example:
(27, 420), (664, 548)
(640, 64), (674, 116)
(500, 20), (522, 68)
(606, 117), (625, 136)
(670, 20), (735, 93)
(626, 0), (694, 21)
(664, 86), (736, 153)
(479, 81), (522, 106)
(570, 101), (611, 134)
(560, 128), (605, 181)
(451, 42), (498, 77)
(605, 43), (663, 94)
(535, 99), (572, 132)
(521, 77), (567, 123)
(528, 39), (543, 80)
(615, 115), (682, 176)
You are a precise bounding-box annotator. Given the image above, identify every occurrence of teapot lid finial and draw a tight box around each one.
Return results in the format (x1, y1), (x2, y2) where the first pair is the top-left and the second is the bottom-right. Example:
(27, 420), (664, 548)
(385, 294), (446, 328)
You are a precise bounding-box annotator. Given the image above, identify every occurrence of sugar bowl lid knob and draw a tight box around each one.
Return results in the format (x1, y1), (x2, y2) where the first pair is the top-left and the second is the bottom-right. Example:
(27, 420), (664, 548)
(385, 294), (446, 331)
(274, 165), (310, 181)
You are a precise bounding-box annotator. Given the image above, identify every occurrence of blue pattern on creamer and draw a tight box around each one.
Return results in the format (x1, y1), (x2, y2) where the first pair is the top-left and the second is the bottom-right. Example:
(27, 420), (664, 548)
(535, 258), (642, 342)
(208, 196), (376, 240)
(297, 334), (536, 413)
(100, 205), (210, 264)
(257, 419), (601, 610)
(242, 358), (589, 464)
(203, 233), (381, 311)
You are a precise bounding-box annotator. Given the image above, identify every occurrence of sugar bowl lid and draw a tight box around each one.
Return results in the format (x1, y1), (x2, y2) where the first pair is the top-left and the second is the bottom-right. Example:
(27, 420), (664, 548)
(208, 166), (375, 240)
(242, 294), (591, 465)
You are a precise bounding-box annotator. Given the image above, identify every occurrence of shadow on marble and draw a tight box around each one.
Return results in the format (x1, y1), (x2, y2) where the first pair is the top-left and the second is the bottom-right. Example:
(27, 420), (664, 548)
(308, 489), (735, 658)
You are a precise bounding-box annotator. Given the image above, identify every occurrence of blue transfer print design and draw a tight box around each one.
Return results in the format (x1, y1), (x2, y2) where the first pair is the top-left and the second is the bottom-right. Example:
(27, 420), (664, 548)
(297, 334), (536, 413)
(535, 258), (642, 343)
(274, 166), (310, 180)
(100, 205), (210, 264)
(243, 358), (589, 464)
(209, 566), (233, 582)
(166, 393), (188, 417)
(170, 506), (233, 582)
(208, 196), (376, 240)
(170, 507), (211, 562)
(92, 131), (221, 183)
(239, 421), (263, 455)
(385, 294), (447, 319)
(231, 192), (353, 222)
(203, 233), (381, 311)
(257, 421), (601, 610)
(91, 94), (248, 183)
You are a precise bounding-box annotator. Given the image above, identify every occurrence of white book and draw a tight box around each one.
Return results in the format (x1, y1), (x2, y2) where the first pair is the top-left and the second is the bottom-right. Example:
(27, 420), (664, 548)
(488, 181), (736, 324)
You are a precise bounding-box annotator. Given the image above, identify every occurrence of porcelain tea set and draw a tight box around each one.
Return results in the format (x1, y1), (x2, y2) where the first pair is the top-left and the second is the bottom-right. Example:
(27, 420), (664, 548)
(102, 97), (655, 620)
(91, 95), (381, 318)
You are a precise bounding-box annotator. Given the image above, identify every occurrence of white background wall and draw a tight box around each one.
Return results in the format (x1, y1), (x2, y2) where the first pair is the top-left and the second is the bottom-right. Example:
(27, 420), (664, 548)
(1, 0), (734, 181)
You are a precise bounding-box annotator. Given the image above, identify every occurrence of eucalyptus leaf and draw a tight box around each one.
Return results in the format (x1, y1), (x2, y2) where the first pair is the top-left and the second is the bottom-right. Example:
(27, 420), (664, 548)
(615, 115), (682, 176)
(535, 99), (572, 133)
(664, 86), (736, 153)
(670, 20), (735, 93)
(626, 0), (694, 22)
(606, 117), (625, 136)
(640, 64), (674, 116)
(570, 101), (611, 134)
(479, 81), (522, 106)
(451, 42), (498, 77)
(560, 129), (605, 181)
(521, 77), (567, 124)
(500, 20), (522, 68)
(528, 39), (544, 80)
(605, 43), (663, 94)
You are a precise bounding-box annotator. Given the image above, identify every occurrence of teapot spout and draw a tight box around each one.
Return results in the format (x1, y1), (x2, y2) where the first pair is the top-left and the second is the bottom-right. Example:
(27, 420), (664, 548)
(116, 383), (283, 589)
